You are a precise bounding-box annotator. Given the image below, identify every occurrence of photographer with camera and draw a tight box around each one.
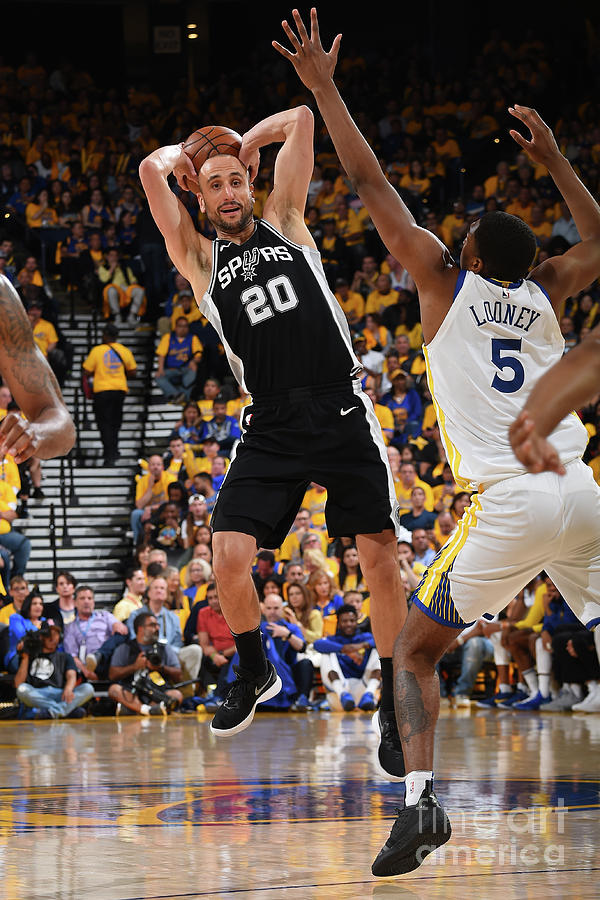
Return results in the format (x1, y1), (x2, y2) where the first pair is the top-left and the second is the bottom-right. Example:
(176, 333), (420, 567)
(125, 575), (202, 699)
(4, 587), (46, 675)
(14, 622), (94, 719)
(108, 611), (183, 716)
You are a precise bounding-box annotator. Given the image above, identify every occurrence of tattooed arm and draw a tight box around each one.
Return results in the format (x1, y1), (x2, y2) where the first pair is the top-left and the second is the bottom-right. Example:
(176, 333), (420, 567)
(0, 275), (75, 462)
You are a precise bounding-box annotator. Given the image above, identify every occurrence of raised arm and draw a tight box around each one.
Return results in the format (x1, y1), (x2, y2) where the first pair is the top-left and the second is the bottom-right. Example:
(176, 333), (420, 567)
(0, 275), (75, 462)
(273, 9), (456, 332)
(138, 145), (212, 284)
(240, 105), (316, 246)
(509, 325), (600, 473)
(515, 105), (600, 311)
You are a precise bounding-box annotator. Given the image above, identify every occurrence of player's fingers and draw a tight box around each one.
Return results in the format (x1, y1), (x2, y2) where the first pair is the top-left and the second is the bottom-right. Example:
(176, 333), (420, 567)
(281, 20), (301, 52)
(292, 8), (310, 45)
(508, 105), (528, 122)
(509, 129), (530, 151)
(329, 33), (342, 63)
(310, 7), (321, 43)
(272, 40), (295, 62)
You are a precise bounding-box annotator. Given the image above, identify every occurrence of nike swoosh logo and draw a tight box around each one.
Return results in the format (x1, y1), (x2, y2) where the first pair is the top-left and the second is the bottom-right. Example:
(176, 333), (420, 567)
(256, 679), (269, 696)
(340, 406), (358, 416)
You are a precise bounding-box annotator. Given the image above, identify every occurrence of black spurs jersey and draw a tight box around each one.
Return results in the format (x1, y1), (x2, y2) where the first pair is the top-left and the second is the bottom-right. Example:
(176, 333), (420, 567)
(199, 219), (361, 397)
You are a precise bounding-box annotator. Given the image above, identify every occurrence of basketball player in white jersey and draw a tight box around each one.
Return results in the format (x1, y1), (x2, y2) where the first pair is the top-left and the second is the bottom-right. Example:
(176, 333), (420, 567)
(510, 323), (600, 473)
(139, 106), (408, 779)
(275, 8), (600, 876)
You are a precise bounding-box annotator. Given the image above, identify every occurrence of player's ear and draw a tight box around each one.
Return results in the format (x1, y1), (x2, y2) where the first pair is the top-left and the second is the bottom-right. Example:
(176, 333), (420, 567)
(197, 191), (206, 213)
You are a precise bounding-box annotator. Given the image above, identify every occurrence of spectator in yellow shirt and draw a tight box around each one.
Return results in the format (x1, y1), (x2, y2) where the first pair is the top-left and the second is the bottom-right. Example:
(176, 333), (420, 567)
(131, 454), (176, 546)
(155, 317), (203, 404)
(82, 322), (137, 466)
(365, 273), (400, 316)
(334, 277), (365, 326)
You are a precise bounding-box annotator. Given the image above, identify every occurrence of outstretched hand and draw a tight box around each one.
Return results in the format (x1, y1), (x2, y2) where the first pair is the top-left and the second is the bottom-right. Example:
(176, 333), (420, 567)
(272, 8), (341, 92)
(508, 105), (561, 167)
(508, 409), (566, 475)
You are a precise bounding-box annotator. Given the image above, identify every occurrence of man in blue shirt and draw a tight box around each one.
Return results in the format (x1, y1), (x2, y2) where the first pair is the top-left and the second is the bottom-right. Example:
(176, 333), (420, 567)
(261, 593), (313, 710)
(313, 604), (381, 711)
(203, 396), (241, 455)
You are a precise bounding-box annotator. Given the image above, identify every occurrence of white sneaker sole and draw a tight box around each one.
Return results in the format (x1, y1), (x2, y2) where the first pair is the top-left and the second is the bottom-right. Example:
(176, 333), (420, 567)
(371, 709), (406, 783)
(210, 674), (282, 738)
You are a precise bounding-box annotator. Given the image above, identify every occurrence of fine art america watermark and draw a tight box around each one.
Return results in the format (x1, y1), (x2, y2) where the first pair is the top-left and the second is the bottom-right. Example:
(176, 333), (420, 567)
(419, 800), (567, 867)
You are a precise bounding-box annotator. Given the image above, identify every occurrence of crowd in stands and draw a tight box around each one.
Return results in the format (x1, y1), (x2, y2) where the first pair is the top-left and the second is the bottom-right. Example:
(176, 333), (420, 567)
(0, 33), (599, 718)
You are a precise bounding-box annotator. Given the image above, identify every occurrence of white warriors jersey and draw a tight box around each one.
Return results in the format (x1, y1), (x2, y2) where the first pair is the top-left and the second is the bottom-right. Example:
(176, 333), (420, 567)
(424, 269), (589, 491)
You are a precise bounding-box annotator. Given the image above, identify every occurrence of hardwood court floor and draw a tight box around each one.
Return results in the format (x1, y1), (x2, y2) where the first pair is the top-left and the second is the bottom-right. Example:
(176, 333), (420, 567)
(0, 706), (598, 899)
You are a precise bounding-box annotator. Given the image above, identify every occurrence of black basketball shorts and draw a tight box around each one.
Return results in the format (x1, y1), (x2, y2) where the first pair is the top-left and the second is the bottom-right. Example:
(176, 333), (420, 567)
(210, 380), (401, 549)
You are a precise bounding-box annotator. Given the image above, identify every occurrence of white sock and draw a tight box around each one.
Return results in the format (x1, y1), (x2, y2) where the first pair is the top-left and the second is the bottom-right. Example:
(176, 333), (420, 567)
(405, 770), (433, 807)
(586, 681), (599, 696)
(538, 674), (551, 698)
(140, 704), (151, 716)
(523, 669), (539, 695)
(568, 683), (583, 700)
(330, 680), (345, 698)
(517, 681), (528, 693)
(365, 678), (380, 695)
(498, 683), (511, 694)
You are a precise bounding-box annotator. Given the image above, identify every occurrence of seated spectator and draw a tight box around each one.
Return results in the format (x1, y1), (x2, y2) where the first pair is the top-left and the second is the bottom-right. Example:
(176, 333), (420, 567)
(307, 568), (343, 619)
(365, 273), (400, 317)
(155, 317), (203, 404)
(380, 370), (422, 437)
(169, 278), (202, 330)
(131, 454), (177, 546)
(399, 486), (438, 533)
(112, 566), (147, 622)
(62, 584), (129, 681)
(324, 588), (372, 637)
(0, 478), (31, 602)
(552, 630), (600, 712)
(352, 331), (385, 391)
(282, 581), (324, 645)
(125, 575), (202, 699)
(394, 461), (435, 514)
(170, 401), (205, 451)
(261, 592), (313, 710)
(279, 509), (325, 563)
(397, 540), (426, 595)
(334, 276), (365, 327)
(0, 574), (30, 627)
(202, 395), (241, 456)
(108, 611), (183, 716)
(411, 527), (436, 568)
(98, 246), (146, 324)
(15, 622), (94, 719)
(25, 297), (68, 386)
(337, 543), (368, 594)
(438, 619), (495, 707)
(5, 588), (46, 674)
(431, 510), (457, 553)
(252, 550), (285, 599)
(450, 490), (472, 523)
(181, 494), (210, 549)
(190, 472), (218, 515)
(146, 500), (185, 565)
(42, 570), (78, 630)
(313, 604), (380, 711)
(193, 582), (236, 704)
(182, 557), (212, 609)
(512, 581), (580, 710)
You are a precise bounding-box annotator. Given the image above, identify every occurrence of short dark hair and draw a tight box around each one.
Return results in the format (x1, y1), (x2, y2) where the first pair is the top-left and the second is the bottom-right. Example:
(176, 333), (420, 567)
(146, 561), (165, 578)
(74, 584), (94, 599)
(54, 570), (77, 589)
(133, 611), (154, 633)
(473, 211), (537, 281)
(256, 549), (275, 565)
(336, 603), (358, 619)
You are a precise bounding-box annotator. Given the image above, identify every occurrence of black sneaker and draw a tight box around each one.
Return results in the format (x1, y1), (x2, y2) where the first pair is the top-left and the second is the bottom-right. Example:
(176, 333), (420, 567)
(372, 708), (406, 782)
(210, 662), (282, 737)
(371, 781), (451, 876)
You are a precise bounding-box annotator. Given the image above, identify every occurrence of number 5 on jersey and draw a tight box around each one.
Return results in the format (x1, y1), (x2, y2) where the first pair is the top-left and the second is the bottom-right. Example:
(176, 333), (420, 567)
(241, 275), (299, 326)
(491, 338), (525, 393)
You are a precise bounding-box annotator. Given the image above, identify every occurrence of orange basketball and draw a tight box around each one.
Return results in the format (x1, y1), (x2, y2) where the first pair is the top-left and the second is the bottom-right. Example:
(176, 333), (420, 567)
(182, 125), (243, 174)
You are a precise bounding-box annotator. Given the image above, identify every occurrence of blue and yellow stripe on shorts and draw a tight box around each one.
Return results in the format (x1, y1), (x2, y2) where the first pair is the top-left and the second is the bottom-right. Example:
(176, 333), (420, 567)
(411, 494), (482, 628)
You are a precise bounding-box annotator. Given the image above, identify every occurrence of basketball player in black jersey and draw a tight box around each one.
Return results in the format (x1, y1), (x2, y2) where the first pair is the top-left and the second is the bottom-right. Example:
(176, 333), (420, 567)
(139, 105), (407, 780)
